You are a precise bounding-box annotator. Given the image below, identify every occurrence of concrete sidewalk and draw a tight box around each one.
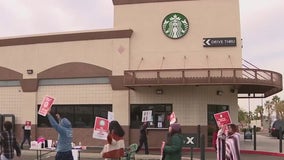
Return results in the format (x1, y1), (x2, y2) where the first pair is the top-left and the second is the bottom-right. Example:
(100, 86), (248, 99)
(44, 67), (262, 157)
(19, 132), (284, 160)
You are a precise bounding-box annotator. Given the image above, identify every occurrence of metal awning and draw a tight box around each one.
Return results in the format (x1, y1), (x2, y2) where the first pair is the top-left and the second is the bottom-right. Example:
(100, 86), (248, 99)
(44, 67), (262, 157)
(123, 68), (282, 98)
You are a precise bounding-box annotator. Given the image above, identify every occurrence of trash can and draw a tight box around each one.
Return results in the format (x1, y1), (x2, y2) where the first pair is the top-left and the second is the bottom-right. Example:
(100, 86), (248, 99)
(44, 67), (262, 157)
(244, 128), (252, 140)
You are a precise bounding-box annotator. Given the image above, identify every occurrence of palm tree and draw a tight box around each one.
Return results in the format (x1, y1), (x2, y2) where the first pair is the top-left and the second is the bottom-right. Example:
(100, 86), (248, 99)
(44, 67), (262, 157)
(265, 100), (274, 128)
(271, 96), (281, 119)
(275, 100), (284, 119)
(254, 105), (264, 126)
(238, 109), (249, 126)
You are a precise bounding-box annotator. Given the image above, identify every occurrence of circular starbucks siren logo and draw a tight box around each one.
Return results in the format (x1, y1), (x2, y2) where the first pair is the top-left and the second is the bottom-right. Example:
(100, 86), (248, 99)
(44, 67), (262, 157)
(162, 13), (189, 39)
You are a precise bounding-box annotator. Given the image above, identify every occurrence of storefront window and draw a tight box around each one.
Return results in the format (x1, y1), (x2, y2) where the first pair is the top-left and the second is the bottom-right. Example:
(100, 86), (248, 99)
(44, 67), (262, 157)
(130, 104), (172, 129)
(37, 104), (112, 128)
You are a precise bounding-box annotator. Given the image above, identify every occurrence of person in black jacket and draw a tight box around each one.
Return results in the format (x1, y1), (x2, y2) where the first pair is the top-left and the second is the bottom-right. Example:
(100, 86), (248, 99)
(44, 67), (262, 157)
(136, 122), (149, 154)
(20, 125), (31, 149)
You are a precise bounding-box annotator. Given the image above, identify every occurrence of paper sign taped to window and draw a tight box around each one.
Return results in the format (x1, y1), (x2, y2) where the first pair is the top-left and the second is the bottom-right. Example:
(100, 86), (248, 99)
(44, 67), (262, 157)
(142, 110), (152, 122)
(108, 111), (114, 122)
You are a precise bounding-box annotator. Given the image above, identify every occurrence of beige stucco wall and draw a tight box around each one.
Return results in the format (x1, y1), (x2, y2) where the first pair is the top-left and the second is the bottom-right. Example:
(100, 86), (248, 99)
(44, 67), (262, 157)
(130, 86), (238, 125)
(0, 35), (131, 125)
(0, 87), (24, 123)
(114, 0), (242, 70)
(0, 0), (241, 129)
(36, 84), (129, 125)
(0, 37), (130, 77)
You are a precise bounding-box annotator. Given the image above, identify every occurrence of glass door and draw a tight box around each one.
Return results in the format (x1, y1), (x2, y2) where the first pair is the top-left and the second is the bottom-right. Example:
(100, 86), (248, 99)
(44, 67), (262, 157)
(207, 104), (229, 147)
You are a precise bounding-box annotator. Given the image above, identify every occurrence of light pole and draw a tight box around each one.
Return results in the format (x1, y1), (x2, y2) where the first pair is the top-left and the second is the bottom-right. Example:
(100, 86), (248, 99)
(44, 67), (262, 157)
(248, 93), (251, 127)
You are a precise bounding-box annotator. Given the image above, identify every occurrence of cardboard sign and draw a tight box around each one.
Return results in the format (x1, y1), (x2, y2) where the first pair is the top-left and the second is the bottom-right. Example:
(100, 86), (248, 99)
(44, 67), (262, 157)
(142, 110), (152, 122)
(92, 117), (109, 140)
(108, 111), (114, 122)
(214, 111), (232, 127)
(169, 112), (177, 124)
(38, 96), (55, 116)
(24, 121), (32, 130)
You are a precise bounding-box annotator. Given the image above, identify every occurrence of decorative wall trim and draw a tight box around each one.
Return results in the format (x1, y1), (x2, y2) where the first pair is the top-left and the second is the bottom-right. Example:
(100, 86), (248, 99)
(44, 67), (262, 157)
(0, 67), (22, 80)
(38, 62), (112, 79)
(0, 29), (133, 47)
(20, 79), (39, 92)
(109, 76), (128, 90)
(113, 0), (195, 5)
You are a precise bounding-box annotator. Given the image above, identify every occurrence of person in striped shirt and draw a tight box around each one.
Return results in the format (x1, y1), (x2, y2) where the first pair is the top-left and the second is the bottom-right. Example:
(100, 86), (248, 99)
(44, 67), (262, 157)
(225, 124), (240, 160)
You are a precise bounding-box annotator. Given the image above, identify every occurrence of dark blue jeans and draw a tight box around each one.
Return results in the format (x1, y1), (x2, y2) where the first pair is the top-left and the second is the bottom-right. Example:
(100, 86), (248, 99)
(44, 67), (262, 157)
(55, 150), (74, 160)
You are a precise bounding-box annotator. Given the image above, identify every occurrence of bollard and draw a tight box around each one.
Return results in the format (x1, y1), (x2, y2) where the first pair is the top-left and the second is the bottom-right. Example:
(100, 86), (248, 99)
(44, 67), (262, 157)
(280, 127), (282, 153)
(190, 147), (193, 160)
(200, 134), (205, 160)
(253, 125), (256, 150)
(197, 125), (201, 147)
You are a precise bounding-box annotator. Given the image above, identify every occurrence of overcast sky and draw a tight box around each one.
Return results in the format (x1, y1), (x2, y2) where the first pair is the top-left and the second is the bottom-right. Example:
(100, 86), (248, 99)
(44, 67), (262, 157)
(0, 0), (283, 112)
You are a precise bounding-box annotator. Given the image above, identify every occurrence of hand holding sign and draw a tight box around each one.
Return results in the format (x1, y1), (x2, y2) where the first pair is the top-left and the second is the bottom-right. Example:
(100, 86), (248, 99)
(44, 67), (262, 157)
(169, 112), (177, 124)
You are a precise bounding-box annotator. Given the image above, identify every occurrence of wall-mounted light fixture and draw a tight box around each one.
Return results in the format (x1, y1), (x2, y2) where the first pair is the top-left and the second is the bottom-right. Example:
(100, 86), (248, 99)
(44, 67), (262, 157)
(27, 69), (33, 74)
(156, 89), (164, 94)
(216, 90), (223, 96)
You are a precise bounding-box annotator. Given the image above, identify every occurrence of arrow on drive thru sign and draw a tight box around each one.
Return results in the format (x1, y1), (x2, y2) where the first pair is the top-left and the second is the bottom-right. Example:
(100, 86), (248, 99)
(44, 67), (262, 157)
(203, 38), (211, 46)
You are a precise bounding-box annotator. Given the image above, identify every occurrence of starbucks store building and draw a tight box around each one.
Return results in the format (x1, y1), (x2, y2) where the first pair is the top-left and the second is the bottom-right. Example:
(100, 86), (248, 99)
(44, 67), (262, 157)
(0, 0), (282, 148)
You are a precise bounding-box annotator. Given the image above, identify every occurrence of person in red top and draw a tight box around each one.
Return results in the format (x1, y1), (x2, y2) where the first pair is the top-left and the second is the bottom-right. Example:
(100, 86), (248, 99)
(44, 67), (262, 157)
(212, 125), (219, 151)
(102, 120), (125, 160)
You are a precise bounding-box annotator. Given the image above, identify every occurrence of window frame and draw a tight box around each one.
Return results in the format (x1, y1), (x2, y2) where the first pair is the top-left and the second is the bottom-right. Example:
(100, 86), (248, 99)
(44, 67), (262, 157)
(37, 104), (112, 128)
(130, 104), (172, 129)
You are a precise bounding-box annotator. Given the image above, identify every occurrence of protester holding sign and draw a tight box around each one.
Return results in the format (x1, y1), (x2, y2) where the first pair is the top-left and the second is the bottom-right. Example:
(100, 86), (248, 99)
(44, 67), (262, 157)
(212, 124), (219, 151)
(225, 124), (240, 160)
(38, 96), (55, 116)
(214, 111), (230, 160)
(216, 124), (227, 160)
(162, 123), (183, 160)
(47, 110), (74, 160)
(101, 120), (125, 159)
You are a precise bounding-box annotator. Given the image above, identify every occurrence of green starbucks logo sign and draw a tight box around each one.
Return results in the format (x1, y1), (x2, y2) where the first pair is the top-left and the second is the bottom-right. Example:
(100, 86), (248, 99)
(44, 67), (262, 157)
(162, 13), (189, 39)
